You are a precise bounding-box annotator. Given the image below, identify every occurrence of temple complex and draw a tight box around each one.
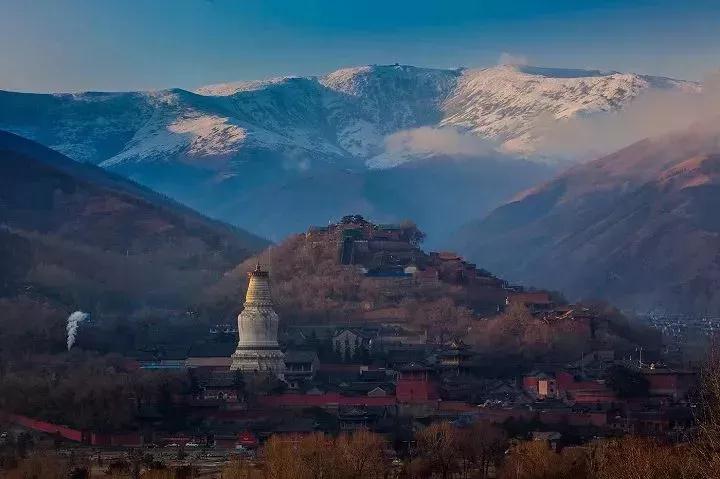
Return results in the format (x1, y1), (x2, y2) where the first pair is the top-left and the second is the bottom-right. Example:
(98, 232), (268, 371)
(230, 265), (285, 377)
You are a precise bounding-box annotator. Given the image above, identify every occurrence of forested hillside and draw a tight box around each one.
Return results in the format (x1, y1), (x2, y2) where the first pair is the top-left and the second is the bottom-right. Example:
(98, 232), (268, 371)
(0, 131), (266, 354)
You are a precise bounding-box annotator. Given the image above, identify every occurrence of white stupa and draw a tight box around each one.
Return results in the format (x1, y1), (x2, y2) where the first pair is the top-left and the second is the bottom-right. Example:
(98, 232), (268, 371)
(230, 265), (285, 377)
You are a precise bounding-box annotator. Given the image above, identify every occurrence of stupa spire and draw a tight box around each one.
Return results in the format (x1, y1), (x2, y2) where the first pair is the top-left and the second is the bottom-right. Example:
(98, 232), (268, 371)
(244, 265), (272, 306)
(230, 265), (284, 377)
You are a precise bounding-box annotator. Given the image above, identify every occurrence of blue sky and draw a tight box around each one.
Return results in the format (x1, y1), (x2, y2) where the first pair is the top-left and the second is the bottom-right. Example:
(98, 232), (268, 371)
(1, 0), (719, 92)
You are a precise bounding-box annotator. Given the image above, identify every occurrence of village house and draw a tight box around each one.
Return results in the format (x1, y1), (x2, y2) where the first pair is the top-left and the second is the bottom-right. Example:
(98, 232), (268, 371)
(185, 342), (235, 370)
(333, 328), (374, 359)
(197, 373), (243, 403)
(413, 267), (440, 287)
(283, 350), (320, 389)
(134, 347), (190, 370)
(556, 371), (617, 405)
(640, 367), (696, 400)
(338, 407), (375, 431)
(436, 341), (475, 375)
(396, 362), (439, 404)
(374, 325), (427, 350)
(523, 372), (558, 399)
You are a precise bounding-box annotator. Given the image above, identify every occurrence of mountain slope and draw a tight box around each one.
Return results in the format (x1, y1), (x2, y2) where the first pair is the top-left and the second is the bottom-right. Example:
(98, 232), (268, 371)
(0, 130), (267, 315)
(0, 64), (695, 241)
(454, 124), (720, 314)
(441, 65), (694, 154)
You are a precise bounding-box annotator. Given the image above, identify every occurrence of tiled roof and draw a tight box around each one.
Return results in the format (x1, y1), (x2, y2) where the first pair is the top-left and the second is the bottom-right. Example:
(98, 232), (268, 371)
(398, 361), (430, 372)
(261, 393), (395, 407)
(284, 350), (318, 364)
(200, 373), (238, 389)
(188, 341), (236, 358)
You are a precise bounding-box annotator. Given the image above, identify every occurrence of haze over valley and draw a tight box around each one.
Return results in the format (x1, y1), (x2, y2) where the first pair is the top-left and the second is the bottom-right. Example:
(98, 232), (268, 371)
(0, 63), (698, 245)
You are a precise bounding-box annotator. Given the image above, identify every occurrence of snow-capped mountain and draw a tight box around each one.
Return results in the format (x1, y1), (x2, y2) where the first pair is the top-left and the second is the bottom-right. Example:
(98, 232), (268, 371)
(441, 65), (695, 154)
(0, 64), (694, 169)
(0, 64), (697, 241)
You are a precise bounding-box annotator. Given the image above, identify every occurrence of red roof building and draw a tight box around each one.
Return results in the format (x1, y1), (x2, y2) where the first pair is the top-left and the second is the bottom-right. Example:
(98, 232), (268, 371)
(396, 363), (439, 403)
(642, 369), (696, 400)
(556, 371), (617, 404)
(237, 430), (259, 448)
(260, 393), (395, 408)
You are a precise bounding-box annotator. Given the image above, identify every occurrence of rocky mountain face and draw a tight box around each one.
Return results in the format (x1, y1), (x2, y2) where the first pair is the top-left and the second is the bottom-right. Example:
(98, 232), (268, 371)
(0, 64), (693, 241)
(0, 131), (266, 315)
(454, 124), (720, 314)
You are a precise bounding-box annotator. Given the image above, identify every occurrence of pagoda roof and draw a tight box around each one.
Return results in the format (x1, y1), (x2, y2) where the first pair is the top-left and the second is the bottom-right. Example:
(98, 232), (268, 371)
(188, 341), (236, 358)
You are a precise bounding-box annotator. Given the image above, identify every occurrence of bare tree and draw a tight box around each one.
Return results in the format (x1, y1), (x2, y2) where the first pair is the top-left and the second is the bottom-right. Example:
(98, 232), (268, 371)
(336, 430), (388, 479)
(499, 441), (559, 479)
(590, 437), (687, 479)
(457, 421), (507, 479)
(221, 458), (260, 479)
(262, 435), (302, 479)
(414, 422), (460, 479)
(693, 340), (720, 478)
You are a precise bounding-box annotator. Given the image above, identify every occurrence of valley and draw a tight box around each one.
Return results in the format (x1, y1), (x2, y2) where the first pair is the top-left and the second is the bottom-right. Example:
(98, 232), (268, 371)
(4, 3), (720, 478)
(0, 64), (694, 243)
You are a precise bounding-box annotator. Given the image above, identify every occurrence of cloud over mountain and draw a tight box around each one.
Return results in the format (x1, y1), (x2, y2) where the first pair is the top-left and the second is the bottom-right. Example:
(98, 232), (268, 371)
(0, 63), (697, 241)
(532, 71), (715, 160)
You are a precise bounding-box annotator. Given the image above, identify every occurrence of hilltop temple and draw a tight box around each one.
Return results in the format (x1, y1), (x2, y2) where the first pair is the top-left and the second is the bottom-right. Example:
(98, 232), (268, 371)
(230, 265), (285, 377)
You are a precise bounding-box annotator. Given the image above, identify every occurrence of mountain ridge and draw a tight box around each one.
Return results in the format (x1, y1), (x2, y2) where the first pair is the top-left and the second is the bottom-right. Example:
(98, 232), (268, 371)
(453, 123), (720, 314)
(0, 63), (697, 241)
(0, 64), (696, 167)
(0, 130), (267, 317)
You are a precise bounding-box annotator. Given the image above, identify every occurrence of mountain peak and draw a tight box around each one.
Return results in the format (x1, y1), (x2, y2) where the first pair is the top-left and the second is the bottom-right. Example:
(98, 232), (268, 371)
(194, 76), (302, 96)
(0, 63), (698, 242)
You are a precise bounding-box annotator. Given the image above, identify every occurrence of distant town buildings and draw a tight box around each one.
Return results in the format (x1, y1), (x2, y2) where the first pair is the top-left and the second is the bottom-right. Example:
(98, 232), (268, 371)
(307, 215), (515, 312)
(641, 313), (720, 341)
(12, 214), (701, 452)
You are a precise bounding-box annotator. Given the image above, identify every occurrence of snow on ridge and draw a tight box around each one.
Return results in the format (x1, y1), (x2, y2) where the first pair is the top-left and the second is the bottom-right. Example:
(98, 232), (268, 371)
(320, 65), (374, 90)
(9, 63), (698, 173)
(102, 114), (248, 166)
(438, 65), (698, 154)
(195, 77), (297, 96)
(194, 64), (461, 98)
(173, 115), (248, 156)
(320, 64), (460, 98)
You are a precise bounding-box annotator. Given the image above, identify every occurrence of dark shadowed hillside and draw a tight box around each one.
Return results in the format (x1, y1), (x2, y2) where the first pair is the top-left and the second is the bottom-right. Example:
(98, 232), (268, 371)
(454, 123), (720, 314)
(0, 131), (267, 334)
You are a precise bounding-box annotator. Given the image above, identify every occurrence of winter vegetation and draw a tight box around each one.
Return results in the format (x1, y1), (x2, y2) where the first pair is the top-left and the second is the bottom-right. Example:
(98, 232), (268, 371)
(3, 346), (720, 478)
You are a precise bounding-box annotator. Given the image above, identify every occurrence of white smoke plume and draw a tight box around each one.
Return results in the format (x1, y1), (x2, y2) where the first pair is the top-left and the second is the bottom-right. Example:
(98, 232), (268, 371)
(66, 311), (88, 350)
(498, 52), (529, 66)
